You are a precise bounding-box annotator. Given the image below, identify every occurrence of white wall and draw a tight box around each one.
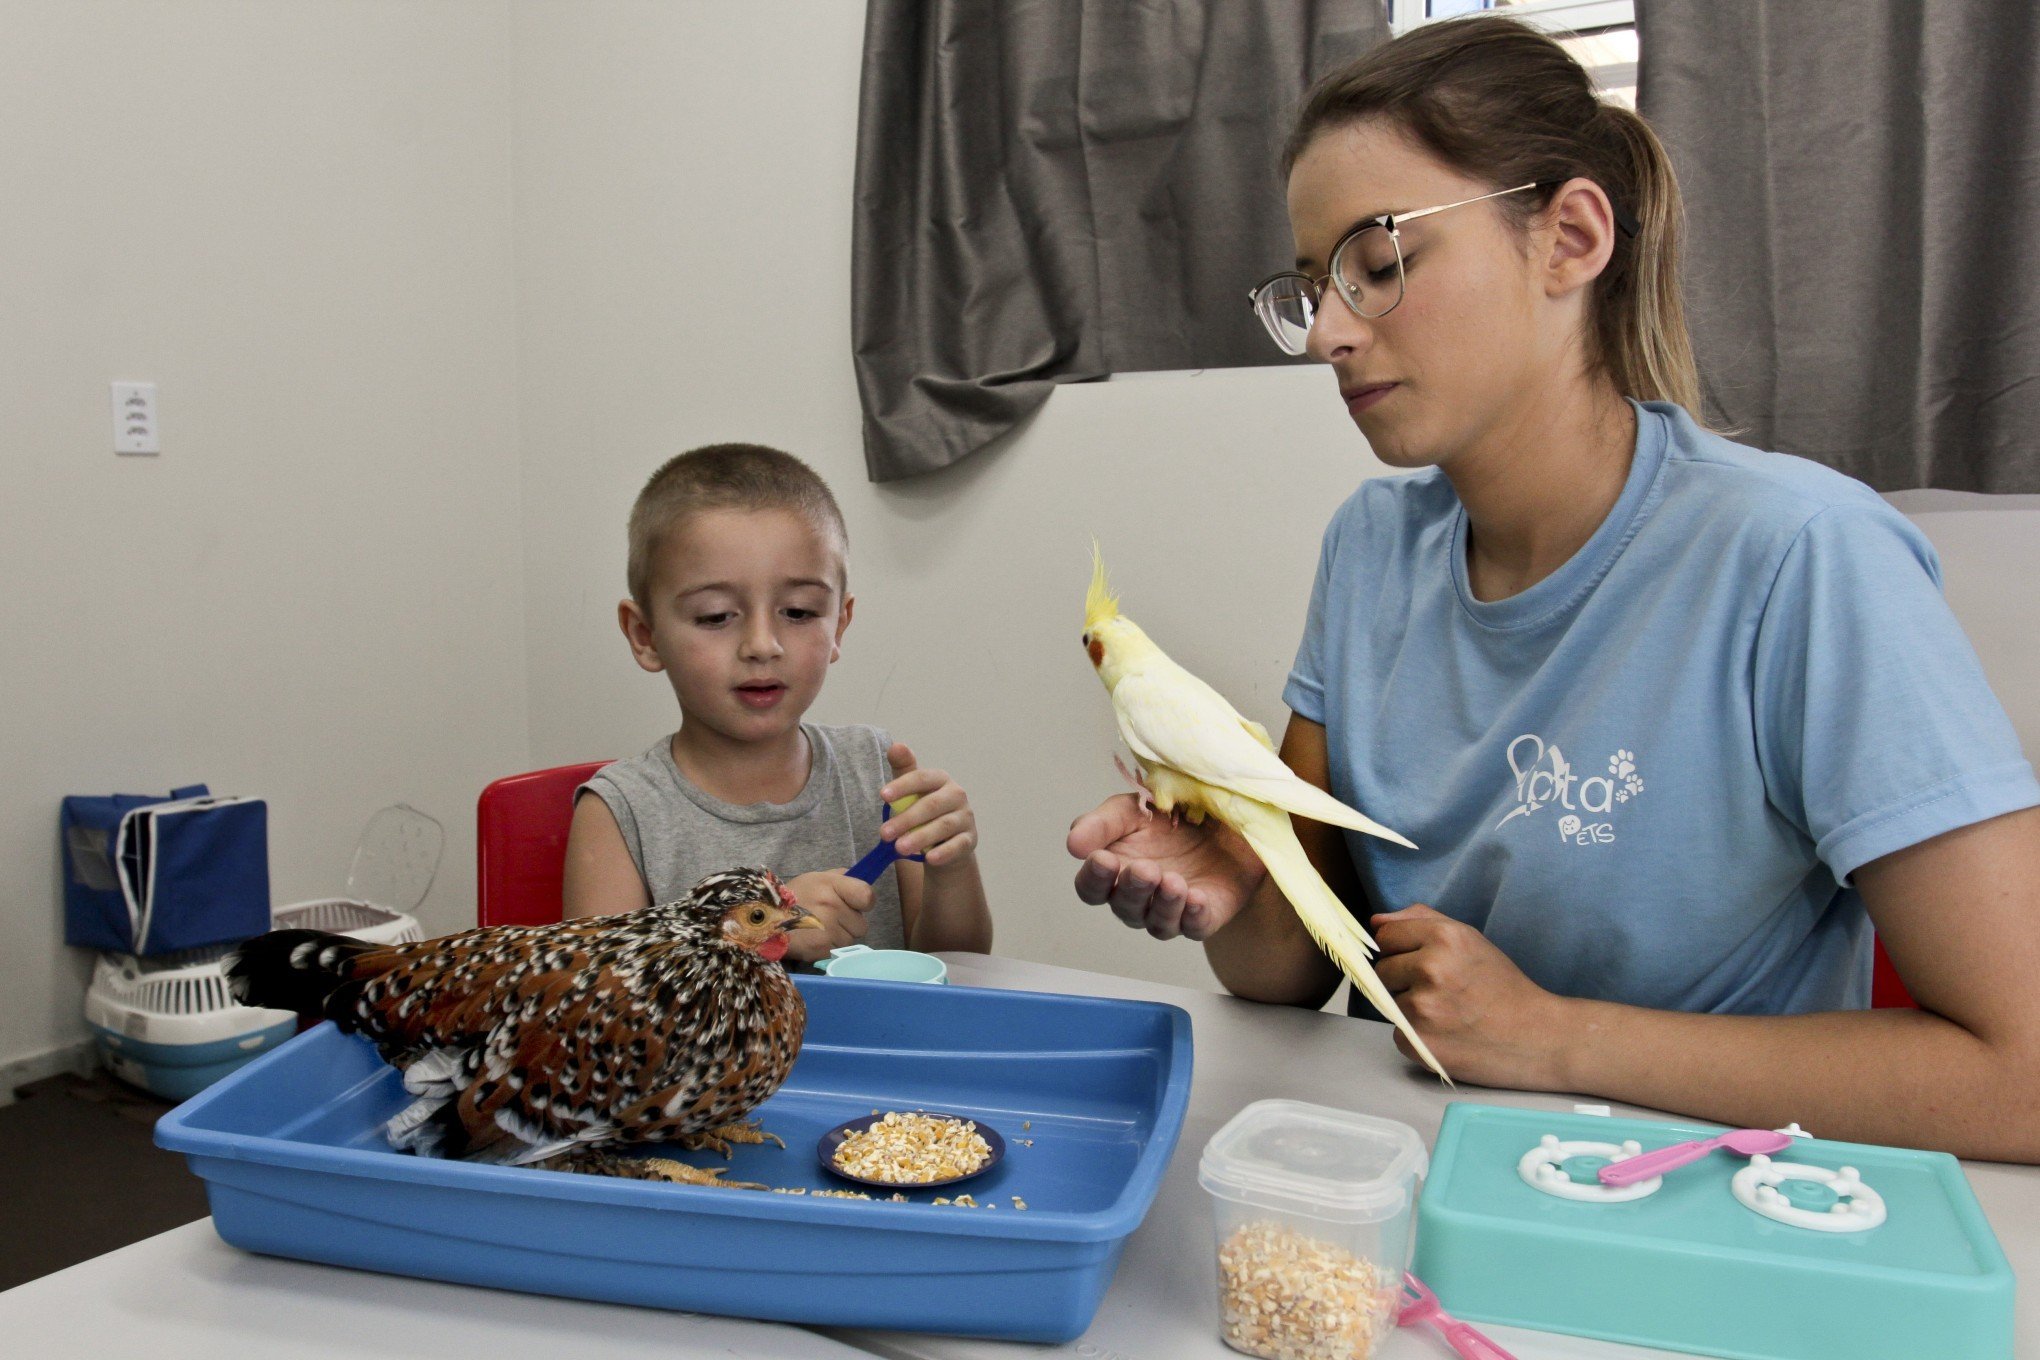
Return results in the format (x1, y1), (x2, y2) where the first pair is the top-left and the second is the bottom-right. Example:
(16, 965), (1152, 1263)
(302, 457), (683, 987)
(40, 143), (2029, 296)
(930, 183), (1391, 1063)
(7, 1), (2038, 1073)
(0, 2), (531, 1074)
(1886, 491), (2040, 761)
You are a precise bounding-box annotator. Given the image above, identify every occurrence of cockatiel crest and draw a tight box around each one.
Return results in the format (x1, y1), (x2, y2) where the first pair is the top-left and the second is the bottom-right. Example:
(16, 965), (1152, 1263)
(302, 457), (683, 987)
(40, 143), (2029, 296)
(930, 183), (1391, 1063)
(227, 866), (823, 1178)
(1082, 544), (1448, 1081)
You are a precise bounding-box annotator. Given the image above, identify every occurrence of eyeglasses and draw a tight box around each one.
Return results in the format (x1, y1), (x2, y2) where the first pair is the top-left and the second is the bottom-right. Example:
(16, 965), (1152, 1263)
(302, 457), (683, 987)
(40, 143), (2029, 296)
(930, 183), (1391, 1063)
(1248, 182), (1545, 355)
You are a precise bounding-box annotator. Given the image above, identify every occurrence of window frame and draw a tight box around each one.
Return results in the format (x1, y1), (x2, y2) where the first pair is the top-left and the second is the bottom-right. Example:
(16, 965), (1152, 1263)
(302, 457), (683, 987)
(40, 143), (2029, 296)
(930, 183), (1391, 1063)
(1386, 0), (1635, 40)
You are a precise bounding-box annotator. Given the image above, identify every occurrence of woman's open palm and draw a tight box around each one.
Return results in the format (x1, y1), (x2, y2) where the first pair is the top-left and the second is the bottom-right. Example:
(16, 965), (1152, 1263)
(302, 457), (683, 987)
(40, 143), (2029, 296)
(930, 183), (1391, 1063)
(1068, 793), (1268, 940)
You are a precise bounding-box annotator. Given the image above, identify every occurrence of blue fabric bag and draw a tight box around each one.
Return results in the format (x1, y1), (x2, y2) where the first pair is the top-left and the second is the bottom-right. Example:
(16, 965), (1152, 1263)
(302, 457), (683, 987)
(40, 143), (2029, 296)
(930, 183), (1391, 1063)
(62, 786), (271, 955)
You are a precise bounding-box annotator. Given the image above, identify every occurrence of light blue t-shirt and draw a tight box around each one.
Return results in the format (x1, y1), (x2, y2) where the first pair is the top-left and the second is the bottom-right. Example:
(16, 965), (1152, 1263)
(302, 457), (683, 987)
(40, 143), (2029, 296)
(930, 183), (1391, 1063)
(1284, 401), (2038, 1016)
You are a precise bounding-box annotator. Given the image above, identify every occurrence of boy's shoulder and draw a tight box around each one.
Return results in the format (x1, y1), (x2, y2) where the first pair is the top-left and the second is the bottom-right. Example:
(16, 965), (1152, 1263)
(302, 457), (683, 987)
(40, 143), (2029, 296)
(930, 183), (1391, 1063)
(586, 736), (682, 788)
(806, 721), (889, 751)
(805, 723), (894, 780)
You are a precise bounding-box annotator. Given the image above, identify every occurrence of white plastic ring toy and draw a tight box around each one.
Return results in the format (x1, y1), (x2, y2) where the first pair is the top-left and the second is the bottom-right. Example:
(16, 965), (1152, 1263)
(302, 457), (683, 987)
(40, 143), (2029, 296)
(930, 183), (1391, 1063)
(1518, 1134), (1662, 1203)
(1731, 1156), (1887, 1233)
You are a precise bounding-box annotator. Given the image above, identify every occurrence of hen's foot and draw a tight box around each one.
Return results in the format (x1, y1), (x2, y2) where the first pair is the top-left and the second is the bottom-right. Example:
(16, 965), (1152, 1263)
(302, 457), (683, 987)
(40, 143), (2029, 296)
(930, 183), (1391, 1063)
(638, 1157), (769, 1190)
(680, 1118), (787, 1158)
(537, 1147), (763, 1189)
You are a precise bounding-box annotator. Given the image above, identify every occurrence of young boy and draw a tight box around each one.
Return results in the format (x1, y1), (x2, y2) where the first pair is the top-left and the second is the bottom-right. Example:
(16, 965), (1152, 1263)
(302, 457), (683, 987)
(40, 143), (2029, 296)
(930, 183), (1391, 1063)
(562, 443), (992, 963)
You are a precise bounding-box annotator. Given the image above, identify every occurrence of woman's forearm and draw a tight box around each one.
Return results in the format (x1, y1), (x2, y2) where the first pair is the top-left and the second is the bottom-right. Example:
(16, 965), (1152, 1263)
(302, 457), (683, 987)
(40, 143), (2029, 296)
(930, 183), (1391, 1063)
(1203, 874), (1343, 1008)
(1554, 998), (2040, 1162)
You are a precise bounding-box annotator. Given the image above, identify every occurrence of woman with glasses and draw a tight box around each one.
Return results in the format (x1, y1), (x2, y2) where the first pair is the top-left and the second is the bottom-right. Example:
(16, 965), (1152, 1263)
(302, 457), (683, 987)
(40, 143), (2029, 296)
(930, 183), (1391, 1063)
(1069, 16), (2040, 1161)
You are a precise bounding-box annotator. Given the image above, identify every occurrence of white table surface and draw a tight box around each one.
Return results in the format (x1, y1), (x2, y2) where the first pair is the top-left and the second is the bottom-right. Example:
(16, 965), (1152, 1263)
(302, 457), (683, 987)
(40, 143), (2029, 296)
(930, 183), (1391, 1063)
(3, 953), (2031, 1360)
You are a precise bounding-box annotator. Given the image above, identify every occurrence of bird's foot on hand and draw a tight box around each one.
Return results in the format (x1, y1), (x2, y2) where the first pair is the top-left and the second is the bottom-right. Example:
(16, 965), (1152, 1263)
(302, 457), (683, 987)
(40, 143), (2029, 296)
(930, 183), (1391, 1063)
(680, 1118), (788, 1158)
(1112, 754), (1157, 821)
(639, 1157), (770, 1191)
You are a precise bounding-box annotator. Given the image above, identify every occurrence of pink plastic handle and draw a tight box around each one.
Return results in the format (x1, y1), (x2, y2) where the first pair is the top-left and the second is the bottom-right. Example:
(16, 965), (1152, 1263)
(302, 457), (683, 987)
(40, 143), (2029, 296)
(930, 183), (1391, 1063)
(1440, 1319), (1520, 1360)
(1597, 1134), (1725, 1187)
(1400, 1272), (1519, 1360)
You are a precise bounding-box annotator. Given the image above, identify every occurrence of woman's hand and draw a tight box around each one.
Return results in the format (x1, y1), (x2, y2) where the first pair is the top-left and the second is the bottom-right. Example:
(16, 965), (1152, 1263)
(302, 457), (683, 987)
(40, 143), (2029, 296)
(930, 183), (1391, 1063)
(1372, 904), (1573, 1088)
(1068, 794), (1269, 940)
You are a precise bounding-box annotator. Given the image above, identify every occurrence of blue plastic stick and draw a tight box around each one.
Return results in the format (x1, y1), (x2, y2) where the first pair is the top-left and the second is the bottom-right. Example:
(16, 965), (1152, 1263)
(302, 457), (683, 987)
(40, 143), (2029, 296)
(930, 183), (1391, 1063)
(846, 803), (924, 884)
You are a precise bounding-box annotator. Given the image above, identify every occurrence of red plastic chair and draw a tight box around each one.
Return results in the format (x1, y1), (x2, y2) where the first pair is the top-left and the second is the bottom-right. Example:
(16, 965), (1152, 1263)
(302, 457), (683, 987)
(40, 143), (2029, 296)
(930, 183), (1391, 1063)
(1871, 936), (1918, 1009)
(476, 760), (611, 928)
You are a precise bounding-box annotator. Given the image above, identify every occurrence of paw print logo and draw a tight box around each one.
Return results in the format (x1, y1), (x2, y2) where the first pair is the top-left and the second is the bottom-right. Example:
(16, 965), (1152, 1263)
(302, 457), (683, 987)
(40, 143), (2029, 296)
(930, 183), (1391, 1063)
(1609, 749), (1644, 802)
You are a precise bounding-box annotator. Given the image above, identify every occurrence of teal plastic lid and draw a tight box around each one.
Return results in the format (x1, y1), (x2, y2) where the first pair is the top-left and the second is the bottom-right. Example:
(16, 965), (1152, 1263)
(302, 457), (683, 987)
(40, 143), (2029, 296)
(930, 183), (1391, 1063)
(1199, 1099), (1428, 1223)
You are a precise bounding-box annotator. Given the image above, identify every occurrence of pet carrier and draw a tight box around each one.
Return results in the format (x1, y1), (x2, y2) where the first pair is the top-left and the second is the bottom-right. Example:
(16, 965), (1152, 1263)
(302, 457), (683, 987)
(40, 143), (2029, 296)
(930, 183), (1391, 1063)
(87, 805), (439, 1099)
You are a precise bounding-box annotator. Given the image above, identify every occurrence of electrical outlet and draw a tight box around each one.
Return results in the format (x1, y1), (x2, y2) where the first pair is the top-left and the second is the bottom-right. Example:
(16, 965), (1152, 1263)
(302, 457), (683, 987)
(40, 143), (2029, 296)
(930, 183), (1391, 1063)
(112, 382), (158, 454)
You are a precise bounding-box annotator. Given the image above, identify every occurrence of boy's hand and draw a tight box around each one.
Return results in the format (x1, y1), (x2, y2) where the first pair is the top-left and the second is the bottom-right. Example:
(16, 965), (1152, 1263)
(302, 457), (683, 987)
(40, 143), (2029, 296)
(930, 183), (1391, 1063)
(881, 743), (979, 868)
(785, 870), (875, 963)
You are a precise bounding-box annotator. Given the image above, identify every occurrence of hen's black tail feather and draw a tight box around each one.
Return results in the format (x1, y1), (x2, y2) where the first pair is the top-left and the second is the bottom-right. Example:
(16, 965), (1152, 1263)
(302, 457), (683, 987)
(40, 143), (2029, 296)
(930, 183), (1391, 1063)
(225, 928), (376, 1021)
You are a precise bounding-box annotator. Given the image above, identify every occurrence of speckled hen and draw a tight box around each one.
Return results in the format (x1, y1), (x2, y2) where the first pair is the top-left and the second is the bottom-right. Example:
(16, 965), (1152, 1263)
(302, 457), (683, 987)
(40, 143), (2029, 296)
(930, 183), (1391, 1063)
(226, 866), (820, 1186)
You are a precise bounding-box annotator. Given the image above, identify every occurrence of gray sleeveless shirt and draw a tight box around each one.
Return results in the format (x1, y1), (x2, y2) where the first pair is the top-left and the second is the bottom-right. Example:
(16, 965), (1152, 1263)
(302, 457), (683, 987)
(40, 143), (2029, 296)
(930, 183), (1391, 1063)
(579, 724), (906, 950)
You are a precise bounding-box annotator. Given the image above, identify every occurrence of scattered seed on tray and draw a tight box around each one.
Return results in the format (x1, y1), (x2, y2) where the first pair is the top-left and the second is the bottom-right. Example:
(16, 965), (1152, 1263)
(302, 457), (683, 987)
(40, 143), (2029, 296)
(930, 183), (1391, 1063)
(759, 1184), (1019, 1209)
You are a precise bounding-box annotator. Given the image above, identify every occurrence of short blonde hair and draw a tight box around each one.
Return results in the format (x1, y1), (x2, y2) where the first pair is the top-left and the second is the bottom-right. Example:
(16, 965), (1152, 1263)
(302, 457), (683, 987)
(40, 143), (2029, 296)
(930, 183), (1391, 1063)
(627, 443), (848, 608)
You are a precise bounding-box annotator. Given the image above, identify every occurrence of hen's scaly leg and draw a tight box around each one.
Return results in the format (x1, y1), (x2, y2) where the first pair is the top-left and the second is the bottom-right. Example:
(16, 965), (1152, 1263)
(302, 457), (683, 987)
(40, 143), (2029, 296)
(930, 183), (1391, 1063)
(679, 1117), (788, 1159)
(638, 1158), (770, 1191)
(537, 1147), (767, 1189)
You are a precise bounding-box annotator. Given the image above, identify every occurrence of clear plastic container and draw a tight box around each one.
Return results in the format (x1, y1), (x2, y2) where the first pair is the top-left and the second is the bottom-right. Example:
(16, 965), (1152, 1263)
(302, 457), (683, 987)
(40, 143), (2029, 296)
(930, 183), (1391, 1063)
(1198, 1100), (1428, 1360)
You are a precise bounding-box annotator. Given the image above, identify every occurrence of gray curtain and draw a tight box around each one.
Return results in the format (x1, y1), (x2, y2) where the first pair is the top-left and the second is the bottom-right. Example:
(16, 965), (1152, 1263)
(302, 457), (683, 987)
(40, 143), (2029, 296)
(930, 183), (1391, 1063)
(1639, 2), (2040, 492)
(852, 1), (1386, 482)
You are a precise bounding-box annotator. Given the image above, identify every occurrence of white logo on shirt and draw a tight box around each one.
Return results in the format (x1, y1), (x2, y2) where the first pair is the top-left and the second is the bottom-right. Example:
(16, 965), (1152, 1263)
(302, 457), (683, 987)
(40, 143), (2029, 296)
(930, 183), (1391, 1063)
(1496, 734), (1645, 841)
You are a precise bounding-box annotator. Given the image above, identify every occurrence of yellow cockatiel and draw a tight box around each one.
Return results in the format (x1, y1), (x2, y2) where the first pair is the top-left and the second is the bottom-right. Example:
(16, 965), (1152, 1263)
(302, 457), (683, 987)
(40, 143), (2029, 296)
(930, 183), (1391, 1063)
(1082, 548), (1448, 1081)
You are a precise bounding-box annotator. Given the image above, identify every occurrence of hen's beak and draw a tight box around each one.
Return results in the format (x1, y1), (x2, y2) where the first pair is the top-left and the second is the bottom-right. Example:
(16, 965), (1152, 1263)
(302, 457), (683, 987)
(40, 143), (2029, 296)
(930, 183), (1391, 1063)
(785, 912), (824, 933)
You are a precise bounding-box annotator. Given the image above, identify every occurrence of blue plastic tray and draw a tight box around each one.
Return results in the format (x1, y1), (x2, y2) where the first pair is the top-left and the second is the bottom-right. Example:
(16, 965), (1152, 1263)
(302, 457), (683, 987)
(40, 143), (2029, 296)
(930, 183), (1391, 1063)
(155, 975), (1192, 1342)
(1415, 1102), (2014, 1360)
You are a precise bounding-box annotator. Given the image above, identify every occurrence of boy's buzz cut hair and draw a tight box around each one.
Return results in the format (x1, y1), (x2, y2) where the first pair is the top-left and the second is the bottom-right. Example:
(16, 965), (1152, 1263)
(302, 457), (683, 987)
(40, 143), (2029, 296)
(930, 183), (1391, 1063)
(627, 443), (848, 608)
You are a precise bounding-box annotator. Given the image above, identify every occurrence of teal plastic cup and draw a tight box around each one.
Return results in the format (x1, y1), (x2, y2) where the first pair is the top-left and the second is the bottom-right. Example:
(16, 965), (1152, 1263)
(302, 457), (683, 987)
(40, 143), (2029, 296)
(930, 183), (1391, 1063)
(814, 945), (948, 984)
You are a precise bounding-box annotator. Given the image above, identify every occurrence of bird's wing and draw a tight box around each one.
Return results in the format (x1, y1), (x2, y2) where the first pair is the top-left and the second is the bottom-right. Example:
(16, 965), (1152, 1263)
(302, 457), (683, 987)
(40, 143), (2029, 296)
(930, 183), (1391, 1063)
(347, 920), (664, 1157)
(344, 919), (607, 1050)
(476, 934), (734, 1150)
(1113, 666), (1415, 848)
(607, 947), (809, 1142)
